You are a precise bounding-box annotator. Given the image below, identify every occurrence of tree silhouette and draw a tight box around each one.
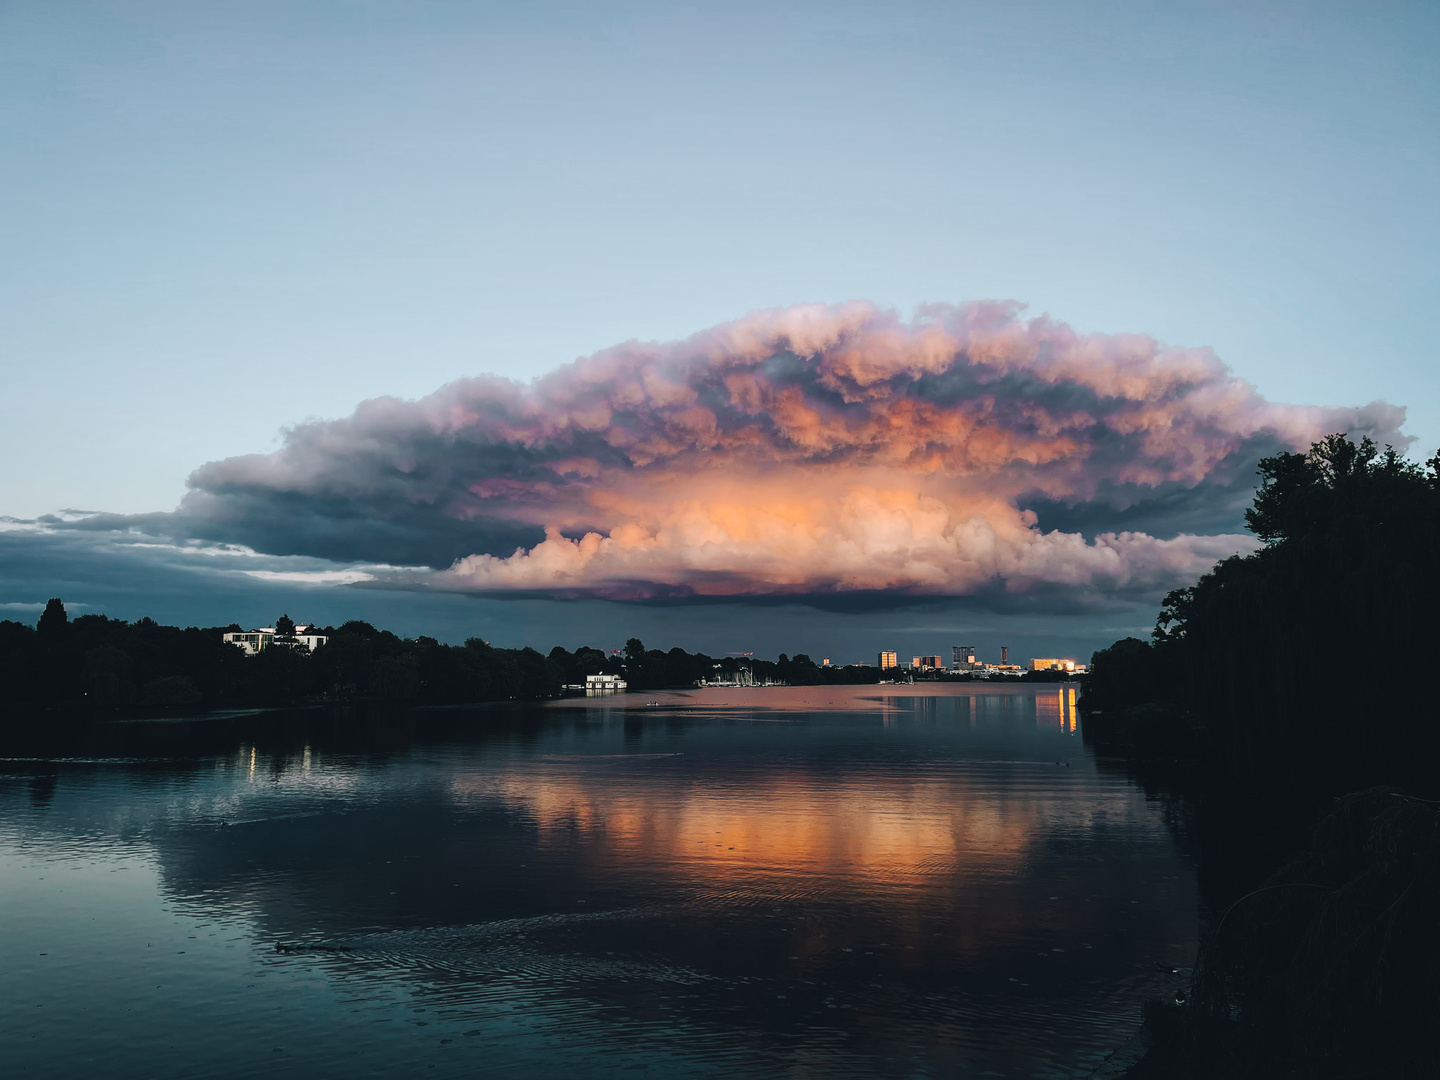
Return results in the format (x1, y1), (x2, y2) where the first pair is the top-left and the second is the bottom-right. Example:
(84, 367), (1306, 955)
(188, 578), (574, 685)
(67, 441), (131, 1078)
(37, 598), (68, 639)
(275, 614), (296, 640)
(1086, 431), (1440, 791)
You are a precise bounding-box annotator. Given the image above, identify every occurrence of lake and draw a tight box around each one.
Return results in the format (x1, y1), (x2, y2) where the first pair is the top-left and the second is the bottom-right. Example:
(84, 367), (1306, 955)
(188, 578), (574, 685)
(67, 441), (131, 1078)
(1, 684), (1195, 1079)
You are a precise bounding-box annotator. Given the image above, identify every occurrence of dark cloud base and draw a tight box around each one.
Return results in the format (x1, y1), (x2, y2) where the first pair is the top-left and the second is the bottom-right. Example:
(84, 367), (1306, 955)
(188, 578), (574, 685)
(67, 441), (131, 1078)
(57, 503), (547, 571)
(400, 582), (1162, 616)
(0, 530), (1152, 666)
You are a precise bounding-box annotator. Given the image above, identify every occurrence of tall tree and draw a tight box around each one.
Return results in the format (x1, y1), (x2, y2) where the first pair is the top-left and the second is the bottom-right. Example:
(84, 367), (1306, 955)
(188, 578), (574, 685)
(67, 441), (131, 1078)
(37, 598), (68, 639)
(1088, 432), (1440, 794)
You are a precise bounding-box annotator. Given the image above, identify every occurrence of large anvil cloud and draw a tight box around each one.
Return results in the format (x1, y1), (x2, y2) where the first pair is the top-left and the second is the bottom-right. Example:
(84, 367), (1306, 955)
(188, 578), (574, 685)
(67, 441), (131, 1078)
(143, 301), (1404, 604)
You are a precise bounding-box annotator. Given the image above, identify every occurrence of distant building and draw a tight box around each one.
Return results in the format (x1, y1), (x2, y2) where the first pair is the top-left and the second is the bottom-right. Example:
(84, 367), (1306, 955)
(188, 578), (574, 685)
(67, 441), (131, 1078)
(878, 650), (898, 670)
(223, 625), (327, 656)
(912, 655), (943, 670)
(952, 644), (977, 670)
(821, 658), (831, 667)
(1028, 658), (1086, 674)
(584, 674), (628, 693)
(1001, 646), (1009, 665)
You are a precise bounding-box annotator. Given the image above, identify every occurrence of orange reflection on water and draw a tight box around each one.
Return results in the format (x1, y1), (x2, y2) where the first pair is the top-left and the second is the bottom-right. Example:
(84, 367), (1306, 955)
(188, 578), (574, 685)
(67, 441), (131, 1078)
(452, 769), (1096, 891)
(1035, 686), (1078, 732)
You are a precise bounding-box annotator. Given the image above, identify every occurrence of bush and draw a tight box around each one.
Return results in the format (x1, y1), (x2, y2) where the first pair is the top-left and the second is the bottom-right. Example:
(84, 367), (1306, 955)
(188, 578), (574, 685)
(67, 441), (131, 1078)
(140, 676), (202, 707)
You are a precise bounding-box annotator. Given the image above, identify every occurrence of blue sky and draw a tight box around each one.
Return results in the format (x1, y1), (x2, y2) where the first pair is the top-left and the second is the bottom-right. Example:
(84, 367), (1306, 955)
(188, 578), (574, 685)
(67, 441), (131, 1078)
(2, 1), (1436, 659)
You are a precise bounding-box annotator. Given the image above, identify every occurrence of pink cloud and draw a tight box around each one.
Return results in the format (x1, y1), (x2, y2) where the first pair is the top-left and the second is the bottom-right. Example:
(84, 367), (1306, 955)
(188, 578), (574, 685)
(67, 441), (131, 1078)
(177, 300), (1408, 602)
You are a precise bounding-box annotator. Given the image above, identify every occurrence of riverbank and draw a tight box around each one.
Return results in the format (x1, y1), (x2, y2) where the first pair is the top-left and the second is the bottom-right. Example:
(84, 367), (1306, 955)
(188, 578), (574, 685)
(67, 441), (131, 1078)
(1081, 696), (1440, 1079)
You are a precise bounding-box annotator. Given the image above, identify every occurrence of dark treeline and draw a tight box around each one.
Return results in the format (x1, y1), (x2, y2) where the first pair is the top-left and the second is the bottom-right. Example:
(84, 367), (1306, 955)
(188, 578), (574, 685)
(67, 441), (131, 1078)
(1080, 434), (1440, 1080)
(0, 610), (898, 723)
(1085, 433), (1440, 795)
(553, 640), (888, 693)
(0, 612), (562, 712)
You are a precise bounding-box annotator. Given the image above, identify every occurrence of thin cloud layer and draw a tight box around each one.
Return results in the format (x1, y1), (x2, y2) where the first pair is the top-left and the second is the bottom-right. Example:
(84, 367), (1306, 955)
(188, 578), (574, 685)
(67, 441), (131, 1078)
(115, 301), (1406, 603)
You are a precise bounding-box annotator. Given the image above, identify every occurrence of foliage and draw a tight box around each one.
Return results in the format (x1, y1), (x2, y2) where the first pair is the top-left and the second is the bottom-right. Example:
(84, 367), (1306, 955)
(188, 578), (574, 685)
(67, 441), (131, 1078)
(38, 597), (68, 638)
(1083, 433), (1440, 793)
(1132, 790), (1440, 1080)
(543, 643), (884, 691)
(0, 605), (891, 724)
(0, 608), (564, 720)
(1080, 435), (1440, 1077)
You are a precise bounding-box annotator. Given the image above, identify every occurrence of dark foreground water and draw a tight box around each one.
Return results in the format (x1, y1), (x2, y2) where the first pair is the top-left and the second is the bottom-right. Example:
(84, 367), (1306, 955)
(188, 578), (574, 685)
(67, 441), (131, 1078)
(1, 685), (1195, 1079)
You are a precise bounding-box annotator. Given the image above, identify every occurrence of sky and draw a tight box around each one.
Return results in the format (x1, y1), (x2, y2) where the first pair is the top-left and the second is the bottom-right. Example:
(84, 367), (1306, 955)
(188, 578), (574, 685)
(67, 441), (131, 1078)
(2, 1), (1436, 663)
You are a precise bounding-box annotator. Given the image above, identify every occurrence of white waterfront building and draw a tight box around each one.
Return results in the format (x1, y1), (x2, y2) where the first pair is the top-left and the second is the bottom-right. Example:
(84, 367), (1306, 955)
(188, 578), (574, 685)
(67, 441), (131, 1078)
(223, 625), (328, 656)
(584, 674), (628, 693)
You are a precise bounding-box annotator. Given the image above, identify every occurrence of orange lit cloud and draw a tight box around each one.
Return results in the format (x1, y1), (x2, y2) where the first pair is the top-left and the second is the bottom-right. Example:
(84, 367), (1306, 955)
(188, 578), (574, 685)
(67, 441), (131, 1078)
(150, 301), (1405, 603)
(440, 481), (1245, 599)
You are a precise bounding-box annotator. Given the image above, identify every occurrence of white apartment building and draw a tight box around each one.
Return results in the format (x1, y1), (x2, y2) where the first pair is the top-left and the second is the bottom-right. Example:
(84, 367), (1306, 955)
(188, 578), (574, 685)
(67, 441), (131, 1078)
(223, 625), (328, 656)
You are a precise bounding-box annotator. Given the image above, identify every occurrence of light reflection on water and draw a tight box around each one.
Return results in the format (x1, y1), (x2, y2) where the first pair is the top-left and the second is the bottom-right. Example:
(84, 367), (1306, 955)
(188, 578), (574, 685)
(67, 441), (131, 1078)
(0, 685), (1192, 1078)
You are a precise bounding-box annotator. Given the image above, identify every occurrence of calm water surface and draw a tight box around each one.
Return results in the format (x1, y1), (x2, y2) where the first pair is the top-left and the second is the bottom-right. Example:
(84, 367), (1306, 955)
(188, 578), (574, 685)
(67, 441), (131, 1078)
(1, 685), (1195, 1078)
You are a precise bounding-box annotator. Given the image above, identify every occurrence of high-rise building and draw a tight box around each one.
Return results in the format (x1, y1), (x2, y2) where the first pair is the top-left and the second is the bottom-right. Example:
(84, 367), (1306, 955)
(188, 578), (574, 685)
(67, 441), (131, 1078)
(951, 645), (976, 670)
(1001, 645), (1009, 665)
(878, 650), (898, 670)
